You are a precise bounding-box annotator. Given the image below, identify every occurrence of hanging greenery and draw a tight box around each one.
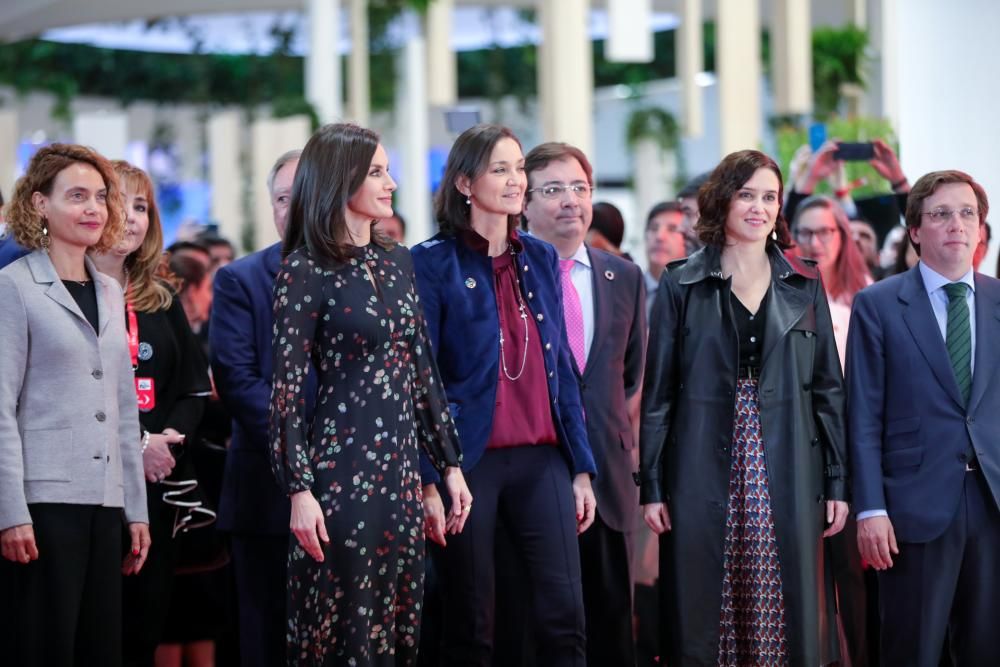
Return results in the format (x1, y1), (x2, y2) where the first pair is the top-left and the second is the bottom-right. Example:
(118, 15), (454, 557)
(812, 25), (868, 117)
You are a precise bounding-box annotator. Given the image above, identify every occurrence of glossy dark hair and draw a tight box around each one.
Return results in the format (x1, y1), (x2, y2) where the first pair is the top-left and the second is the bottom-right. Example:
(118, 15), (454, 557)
(282, 123), (392, 264)
(645, 201), (683, 231)
(435, 123), (522, 235)
(695, 149), (792, 250)
(904, 170), (989, 257)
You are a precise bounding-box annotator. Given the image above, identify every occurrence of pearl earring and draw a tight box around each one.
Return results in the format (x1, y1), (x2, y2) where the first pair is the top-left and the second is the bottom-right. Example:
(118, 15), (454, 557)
(466, 196), (471, 205)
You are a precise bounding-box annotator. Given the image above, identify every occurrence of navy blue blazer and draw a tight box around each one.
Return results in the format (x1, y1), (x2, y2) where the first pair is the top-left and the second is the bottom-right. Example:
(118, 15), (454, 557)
(210, 243), (290, 535)
(846, 265), (1000, 543)
(0, 236), (29, 270)
(411, 231), (596, 484)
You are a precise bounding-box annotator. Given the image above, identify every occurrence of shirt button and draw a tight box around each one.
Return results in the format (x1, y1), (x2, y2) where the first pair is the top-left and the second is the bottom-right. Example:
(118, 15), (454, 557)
(92, 369), (103, 379)
(536, 313), (544, 322)
(750, 336), (757, 343)
(528, 292), (534, 299)
(749, 315), (754, 320)
(523, 265), (529, 272)
(95, 411), (107, 422)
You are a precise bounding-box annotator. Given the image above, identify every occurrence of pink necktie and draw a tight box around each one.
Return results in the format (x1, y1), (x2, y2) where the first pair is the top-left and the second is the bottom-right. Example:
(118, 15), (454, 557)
(559, 259), (586, 373)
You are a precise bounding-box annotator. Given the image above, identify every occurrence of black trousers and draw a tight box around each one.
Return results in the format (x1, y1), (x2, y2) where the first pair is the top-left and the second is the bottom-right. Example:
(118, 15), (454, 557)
(435, 446), (586, 667)
(878, 469), (1000, 667)
(579, 514), (636, 667)
(123, 484), (178, 666)
(229, 533), (288, 667)
(0, 503), (123, 667)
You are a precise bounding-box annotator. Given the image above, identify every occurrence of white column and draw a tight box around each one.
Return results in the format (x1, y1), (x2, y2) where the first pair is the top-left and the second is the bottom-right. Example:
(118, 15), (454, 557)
(677, 0), (703, 138)
(208, 110), (243, 249)
(251, 115), (312, 251)
(348, 0), (369, 126)
(770, 0), (812, 115)
(537, 0), (593, 156)
(306, 0), (342, 124)
(397, 13), (431, 245)
(895, 0), (1000, 275)
(0, 110), (17, 202)
(848, 0), (867, 27)
(73, 111), (128, 160)
(632, 139), (677, 228)
(716, 0), (761, 155)
(607, 0), (652, 63)
(426, 0), (457, 107)
(879, 0), (899, 133)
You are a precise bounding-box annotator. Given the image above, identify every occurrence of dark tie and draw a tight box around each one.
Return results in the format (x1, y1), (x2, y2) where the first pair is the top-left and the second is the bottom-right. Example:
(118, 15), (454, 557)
(944, 282), (972, 404)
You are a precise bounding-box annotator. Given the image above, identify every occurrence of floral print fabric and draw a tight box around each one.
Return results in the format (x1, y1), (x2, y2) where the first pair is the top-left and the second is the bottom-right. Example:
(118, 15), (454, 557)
(270, 244), (460, 666)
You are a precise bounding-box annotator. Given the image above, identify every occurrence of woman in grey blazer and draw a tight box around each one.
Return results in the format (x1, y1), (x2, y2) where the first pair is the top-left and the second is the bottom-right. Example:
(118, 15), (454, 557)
(0, 144), (150, 667)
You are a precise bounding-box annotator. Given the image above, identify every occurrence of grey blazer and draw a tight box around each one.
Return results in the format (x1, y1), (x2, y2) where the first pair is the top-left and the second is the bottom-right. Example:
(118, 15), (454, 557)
(0, 250), (148, 531)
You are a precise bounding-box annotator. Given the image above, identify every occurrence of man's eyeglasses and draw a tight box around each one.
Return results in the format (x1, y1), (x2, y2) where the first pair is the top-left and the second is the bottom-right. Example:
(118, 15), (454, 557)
(922, 207), (978, 223)
(528, 183), (592, 200)
(795, 227), (839, 244)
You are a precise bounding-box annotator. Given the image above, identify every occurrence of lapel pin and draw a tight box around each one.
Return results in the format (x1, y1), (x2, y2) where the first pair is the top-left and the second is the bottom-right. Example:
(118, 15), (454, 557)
(465, 277), (477, 289)
(604, 270), (615, 281)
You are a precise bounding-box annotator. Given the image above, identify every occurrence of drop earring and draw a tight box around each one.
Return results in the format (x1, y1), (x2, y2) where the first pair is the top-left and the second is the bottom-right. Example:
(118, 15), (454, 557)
(466, 196), (471, 205)
(771, 229), (778, 241)
(40, 219), (51, 250)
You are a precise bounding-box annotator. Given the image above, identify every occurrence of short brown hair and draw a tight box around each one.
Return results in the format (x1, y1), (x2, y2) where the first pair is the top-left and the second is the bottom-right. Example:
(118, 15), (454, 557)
(695, 149), (791, 250)
(435, 124), (522, 235)
(523, 142), (594, 204)
(905, 170), (989, 257)
(4, 143), (125, 253)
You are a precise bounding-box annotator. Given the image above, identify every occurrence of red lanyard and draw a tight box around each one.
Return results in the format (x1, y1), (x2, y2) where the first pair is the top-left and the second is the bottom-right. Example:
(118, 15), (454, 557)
(126, 298), (140, 371)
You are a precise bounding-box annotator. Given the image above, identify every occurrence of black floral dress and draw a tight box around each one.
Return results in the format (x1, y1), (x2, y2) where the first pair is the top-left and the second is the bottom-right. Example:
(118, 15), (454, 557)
(269, 244), (461, 666)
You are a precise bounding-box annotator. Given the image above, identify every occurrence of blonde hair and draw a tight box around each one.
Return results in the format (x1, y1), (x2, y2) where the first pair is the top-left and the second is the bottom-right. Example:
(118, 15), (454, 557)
(112, 161), (174, 313)
(4, 144), (125, 253)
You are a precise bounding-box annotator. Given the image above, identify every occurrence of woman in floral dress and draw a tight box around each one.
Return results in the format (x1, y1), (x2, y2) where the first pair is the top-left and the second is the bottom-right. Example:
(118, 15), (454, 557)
(269, 122), (472, 666)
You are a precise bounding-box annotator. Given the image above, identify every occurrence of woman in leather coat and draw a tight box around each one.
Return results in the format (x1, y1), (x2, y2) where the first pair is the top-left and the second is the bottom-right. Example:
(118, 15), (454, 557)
(639, 150), (850, 666)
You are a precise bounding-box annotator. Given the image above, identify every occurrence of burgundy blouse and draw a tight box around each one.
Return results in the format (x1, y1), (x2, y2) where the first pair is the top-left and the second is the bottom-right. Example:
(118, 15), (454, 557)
(462, 229), (558, 449)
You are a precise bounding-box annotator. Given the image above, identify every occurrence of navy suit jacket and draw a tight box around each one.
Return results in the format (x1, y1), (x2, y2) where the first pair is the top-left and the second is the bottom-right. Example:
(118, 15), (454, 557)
(846, 265), (1000, 543)
(411, 232), (596, 484)
(575, 247), (645, 533)
(0, 236), (29, 270)
(210, 243), (290, 535)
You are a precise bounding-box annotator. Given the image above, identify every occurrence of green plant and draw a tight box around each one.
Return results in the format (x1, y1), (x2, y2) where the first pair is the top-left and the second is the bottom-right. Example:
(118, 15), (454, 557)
(812, 25), (868, 117)
(626, 106), (679, 152)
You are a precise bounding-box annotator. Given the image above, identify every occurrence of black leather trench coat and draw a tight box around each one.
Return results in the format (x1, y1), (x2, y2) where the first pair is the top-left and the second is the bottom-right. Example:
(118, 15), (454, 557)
(638, 245), (848, 666)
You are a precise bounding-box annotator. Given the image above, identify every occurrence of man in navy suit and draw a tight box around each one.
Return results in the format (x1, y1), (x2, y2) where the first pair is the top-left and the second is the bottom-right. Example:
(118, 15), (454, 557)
(210, 149), (299, 666)
(0, 188), (30, 269)
(847, 170), (1000, 666)
(523, 142), (646, 666)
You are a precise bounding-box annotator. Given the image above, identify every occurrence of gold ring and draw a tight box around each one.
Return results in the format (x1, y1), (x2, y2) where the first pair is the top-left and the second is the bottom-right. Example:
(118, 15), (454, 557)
(461, 505), (471, 513)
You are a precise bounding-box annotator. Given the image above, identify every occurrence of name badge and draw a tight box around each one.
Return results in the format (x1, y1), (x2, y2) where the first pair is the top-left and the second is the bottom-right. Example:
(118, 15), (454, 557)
(135, 377), (156, 412)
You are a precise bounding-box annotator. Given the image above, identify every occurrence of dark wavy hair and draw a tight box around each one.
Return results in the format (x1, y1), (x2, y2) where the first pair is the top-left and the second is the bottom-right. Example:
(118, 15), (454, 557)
(695, 149), (792, 250)
(435, 124), (522, 235)
(282, 123), (393, 265)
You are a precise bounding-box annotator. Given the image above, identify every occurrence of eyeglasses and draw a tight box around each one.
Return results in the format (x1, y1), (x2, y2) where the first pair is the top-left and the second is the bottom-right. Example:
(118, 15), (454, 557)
(922, 207), (978, 223)
(795, 227), (839, 244)
(527, 183), (592, 200)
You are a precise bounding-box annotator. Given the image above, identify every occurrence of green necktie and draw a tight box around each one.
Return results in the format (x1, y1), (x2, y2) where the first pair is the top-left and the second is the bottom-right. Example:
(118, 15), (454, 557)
(944, 282), (972, 404)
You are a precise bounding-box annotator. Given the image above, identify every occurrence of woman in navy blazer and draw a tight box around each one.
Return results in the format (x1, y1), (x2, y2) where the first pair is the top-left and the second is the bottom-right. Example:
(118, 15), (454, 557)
(0, 144), (150, 666)
(412, 124), (596, 666)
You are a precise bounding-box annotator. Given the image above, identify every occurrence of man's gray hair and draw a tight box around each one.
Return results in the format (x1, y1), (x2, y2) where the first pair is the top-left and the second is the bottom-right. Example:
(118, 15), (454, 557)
(267, 149), (303, 196)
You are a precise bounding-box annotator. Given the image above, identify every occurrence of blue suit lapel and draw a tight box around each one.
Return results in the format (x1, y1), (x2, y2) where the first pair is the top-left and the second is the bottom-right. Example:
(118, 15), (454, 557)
(968, 274), (1000, 412)
(899, 266), (965, 408)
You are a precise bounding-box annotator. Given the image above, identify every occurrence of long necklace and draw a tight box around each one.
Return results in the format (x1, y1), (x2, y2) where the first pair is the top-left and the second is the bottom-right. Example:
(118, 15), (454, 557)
(498, 246), (529, 381)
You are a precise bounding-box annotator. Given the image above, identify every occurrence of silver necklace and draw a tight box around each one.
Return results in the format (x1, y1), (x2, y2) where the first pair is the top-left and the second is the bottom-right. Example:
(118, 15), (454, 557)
(498, 246), (529, 381)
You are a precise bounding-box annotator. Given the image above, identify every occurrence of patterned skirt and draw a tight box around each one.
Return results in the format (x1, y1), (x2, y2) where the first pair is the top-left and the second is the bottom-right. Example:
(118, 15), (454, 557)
(717, 378), (789, 666)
